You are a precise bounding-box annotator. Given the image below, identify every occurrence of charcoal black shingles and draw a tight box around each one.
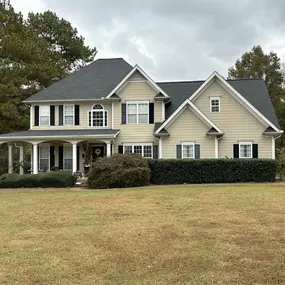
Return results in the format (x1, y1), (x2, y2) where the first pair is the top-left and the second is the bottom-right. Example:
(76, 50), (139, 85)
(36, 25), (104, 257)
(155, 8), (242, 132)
(24, 58), (133, 102)
(23, 57), (280, 129)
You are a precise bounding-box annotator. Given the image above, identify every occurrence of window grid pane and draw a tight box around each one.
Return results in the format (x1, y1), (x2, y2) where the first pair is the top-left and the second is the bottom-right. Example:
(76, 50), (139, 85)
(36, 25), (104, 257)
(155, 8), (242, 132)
(143, 145), (152, 158)
(134, 145), (142, 156)
(183, 145), (194, 158)
(124, 146), (133, 153)
(40, 116), (49, 125)
(211, 99), (220, 112)
(240, 144), (252, 158)
(127, 102), (149, 124)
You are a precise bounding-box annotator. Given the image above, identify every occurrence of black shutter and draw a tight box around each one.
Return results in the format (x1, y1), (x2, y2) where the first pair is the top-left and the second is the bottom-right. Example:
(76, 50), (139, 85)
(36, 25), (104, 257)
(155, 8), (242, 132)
(77, 146), (80, 171)
(149, 103), (154, 124)
(153, 145), (158, 159)
(59, 105), (63, 126)
(176, 144), (182, 159)
(50, 105), (55, 126)
(59, 146), (63, 170)
(75, 105), (80, 125)
(118, 145), (123, 154)
(195, 144), (200, 159)
(50, 146), (55, 170)
(121, 104), (126, 124)
(34, 106), (39, 126)
(253, 144), (258, 158)
(233, 144), (239, 158)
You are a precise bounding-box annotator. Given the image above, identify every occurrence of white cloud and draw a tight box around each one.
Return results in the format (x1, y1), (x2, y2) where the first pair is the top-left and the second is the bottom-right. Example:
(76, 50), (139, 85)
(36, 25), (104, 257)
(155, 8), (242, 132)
(10, 0), (46, 16)
(8, 0), (285, 81)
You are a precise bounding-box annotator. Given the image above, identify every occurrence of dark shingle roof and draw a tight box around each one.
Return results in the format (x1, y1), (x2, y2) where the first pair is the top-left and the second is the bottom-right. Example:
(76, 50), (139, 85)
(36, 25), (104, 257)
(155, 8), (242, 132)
(158, 79), (280, 129)
(24, 58), (133, 102)
(0, 129), (120, 138)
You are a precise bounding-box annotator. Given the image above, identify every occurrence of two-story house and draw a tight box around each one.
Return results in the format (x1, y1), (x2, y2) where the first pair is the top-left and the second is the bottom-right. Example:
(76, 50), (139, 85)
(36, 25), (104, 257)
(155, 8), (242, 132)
(0, 58), (282, 175)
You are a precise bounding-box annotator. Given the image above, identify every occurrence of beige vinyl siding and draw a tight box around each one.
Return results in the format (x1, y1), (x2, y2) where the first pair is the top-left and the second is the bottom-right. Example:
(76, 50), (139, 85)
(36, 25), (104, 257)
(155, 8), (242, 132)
(162, 106), (215, 159)
(194, 80), (272, 158)
(31, 102), (112, 130)
(113, 81), (162, 153)
(129, 71), (146, 81)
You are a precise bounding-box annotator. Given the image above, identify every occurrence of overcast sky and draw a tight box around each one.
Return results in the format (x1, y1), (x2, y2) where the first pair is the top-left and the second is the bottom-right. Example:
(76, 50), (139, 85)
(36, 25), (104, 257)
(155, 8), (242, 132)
(10, 0), (285, 81)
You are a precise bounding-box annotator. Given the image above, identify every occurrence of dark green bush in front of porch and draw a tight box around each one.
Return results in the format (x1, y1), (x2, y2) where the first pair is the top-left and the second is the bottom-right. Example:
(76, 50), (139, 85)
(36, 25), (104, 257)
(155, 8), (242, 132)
(148, 159), (277, 184)
(0, 172), (75, 188)
(88, 154), (150, 189)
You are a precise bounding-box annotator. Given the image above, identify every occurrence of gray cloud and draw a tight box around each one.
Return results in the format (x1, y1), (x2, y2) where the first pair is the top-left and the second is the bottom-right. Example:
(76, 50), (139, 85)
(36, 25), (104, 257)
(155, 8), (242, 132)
(13, 0), (285, 81)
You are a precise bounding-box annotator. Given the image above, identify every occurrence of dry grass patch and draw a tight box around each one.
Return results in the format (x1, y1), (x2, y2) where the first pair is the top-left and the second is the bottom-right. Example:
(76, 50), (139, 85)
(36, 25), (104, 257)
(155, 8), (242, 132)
(0, 184), (285, 284)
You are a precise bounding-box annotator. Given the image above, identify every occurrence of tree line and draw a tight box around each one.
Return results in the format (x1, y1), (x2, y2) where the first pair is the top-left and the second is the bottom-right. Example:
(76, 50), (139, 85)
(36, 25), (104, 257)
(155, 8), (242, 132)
(1, 0), (285, 147)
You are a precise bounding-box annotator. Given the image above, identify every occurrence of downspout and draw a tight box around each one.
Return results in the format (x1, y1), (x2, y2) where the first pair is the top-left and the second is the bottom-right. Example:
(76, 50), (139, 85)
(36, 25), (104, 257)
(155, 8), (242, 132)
(215, 135), (223, 159)
(273, 134), (282, 159)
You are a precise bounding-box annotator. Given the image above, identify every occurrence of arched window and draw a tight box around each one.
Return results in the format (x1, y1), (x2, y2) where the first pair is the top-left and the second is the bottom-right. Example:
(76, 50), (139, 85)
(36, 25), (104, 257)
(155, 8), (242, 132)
(89, 104), (108, 127)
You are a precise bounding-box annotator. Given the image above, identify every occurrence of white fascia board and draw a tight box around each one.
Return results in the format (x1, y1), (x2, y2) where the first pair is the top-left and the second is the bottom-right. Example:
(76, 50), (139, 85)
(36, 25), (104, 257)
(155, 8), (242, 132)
(189, 71), (281, 132)
(105, 65), (170, 99)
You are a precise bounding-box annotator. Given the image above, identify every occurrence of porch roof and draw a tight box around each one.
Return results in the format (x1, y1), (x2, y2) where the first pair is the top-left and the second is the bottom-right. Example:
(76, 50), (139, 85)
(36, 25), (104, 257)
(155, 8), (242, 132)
(0, 129), (120, 141)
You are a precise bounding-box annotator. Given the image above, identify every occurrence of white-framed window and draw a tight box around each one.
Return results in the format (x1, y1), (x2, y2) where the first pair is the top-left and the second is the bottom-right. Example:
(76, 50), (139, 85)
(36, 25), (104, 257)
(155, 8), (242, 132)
(239, 142), (252, 158)
(182, 142), (195, 159)
(63, 145), (73, 171)
(64, 105), (74, 125)
(210, 97), (220, 112)
(123, 143), (153, 158)
(88, 104), (108, 127)
(127, 101), (149, 124)
(39, 105), (50, 126)
(39, 144), (49, 171)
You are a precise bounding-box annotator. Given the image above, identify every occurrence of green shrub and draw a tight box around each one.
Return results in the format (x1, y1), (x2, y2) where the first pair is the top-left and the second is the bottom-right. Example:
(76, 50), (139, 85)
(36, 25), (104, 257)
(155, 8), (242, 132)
(88, 154), (150, 189)
(0, 172), (74, 188)
(148, 159), (276, 184)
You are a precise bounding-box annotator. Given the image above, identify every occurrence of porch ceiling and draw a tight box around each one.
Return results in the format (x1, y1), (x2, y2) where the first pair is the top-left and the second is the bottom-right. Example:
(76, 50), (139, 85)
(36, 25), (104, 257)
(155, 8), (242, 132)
(0, 129), (120, 141)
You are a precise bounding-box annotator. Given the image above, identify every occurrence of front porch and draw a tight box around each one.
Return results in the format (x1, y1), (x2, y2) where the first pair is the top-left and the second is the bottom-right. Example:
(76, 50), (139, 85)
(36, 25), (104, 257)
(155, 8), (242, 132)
(0, 129), (120, 175)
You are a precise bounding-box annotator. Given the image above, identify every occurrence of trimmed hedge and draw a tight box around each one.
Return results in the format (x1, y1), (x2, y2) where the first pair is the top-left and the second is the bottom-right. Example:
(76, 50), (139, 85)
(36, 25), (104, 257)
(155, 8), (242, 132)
(88, 154), (150, 189)
(0, 172), (75, 188)
(149, 159), (277, 184)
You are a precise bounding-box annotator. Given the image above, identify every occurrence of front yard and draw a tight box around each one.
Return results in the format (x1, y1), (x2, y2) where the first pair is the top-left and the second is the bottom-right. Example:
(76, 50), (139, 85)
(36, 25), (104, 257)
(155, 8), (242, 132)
(0, 185), (284, 284)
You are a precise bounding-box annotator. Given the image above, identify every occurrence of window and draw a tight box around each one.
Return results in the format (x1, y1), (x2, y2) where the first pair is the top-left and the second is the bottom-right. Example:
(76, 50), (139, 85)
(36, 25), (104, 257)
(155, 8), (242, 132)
(63, 145), (72, 171)
(39, 106), (50, 126)
(123, 144), (153, 158)
(127, 101), (149, 124)
(182, 142), (195, 159)
(89, 104), (108, 127)
(239, 142), (252, 158)
(64, 105), (74, 125)
(210, 97), (220, 112)
(39, 145), (49, 171)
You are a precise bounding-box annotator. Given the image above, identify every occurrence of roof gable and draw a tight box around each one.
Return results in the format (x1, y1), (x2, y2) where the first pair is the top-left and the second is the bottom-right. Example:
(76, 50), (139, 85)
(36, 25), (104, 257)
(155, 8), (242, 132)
(105, 65), (170, 99)
(155, 99), (223, 135)
(158, 78), (281, 131)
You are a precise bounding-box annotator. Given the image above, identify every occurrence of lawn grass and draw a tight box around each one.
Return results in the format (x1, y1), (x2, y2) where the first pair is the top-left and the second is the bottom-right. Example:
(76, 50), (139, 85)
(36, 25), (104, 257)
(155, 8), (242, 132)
(0, 184), (285, 285)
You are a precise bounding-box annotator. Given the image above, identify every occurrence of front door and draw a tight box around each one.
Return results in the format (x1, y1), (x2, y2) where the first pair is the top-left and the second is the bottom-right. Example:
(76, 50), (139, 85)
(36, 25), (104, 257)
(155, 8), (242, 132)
(92, 146), (105, 161)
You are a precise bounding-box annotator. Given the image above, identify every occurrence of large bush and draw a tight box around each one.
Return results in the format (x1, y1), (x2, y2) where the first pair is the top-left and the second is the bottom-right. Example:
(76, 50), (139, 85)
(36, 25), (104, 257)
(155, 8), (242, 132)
(149, 159), (276, 184)
(0, 172), (74, 188)
(88, 154), (150, 189)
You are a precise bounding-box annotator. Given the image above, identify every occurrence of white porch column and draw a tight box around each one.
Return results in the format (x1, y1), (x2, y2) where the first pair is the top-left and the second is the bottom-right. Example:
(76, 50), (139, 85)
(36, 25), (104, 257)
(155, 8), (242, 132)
(159, 138), (163, 159)
(19, 145), (24, 175)
(215, 137), (219, 159)
(106, 142), (111, 157)
(8, 144), (13, 174)
(33, 143), (39, 174)
(72, 142), (77, 173)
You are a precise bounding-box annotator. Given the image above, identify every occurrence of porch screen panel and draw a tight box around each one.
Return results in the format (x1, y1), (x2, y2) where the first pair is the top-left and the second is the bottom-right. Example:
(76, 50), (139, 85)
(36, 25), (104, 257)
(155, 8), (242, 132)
(63, 145), (72, 171)
(39, 146), (49, 171)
